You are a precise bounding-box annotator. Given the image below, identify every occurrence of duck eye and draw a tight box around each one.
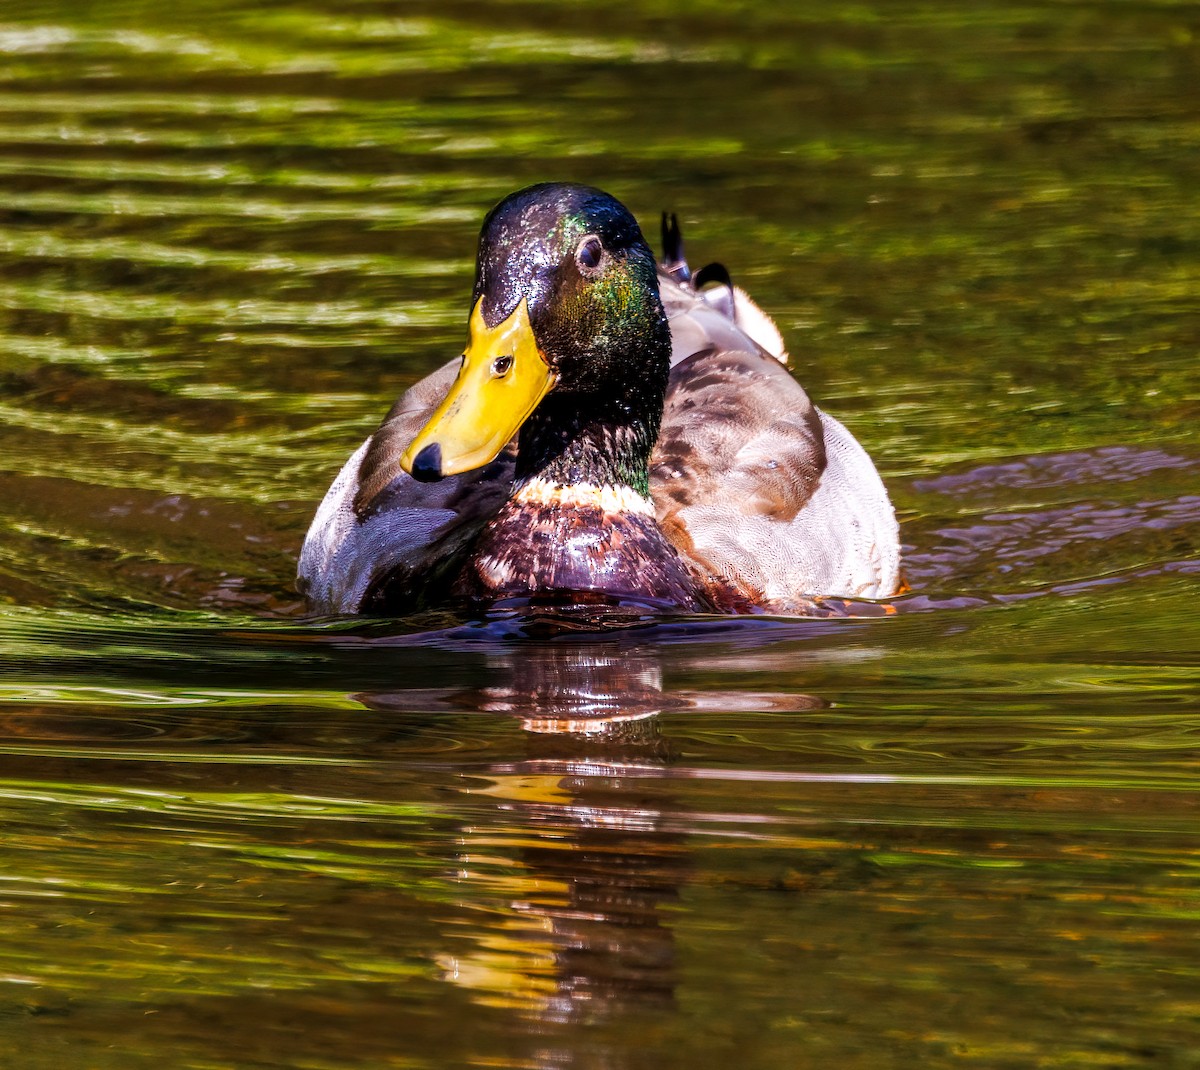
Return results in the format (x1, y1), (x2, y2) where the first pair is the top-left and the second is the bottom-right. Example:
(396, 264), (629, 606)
(576, 235), (604, 273)
(492, 354), (513, 377)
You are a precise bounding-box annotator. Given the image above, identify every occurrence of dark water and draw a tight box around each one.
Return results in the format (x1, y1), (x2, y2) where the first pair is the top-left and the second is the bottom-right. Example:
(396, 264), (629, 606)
(1, 2), (1198, 1067)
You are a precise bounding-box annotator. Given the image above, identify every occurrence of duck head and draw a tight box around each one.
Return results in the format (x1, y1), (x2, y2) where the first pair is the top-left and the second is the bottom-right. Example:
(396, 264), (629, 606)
(399, 183), (671, 485)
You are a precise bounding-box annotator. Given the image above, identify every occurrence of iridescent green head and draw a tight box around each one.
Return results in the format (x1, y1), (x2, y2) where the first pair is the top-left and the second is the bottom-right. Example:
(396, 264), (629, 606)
(474, 182), (669, 393)
(402, 183), (671, 486)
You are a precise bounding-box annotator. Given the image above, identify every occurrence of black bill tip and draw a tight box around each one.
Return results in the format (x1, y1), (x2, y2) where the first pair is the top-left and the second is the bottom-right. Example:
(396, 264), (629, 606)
(410, 442), (443, 483)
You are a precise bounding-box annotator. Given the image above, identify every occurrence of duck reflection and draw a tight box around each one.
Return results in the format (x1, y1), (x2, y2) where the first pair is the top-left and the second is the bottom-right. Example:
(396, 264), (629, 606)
(449, 743), (682, 1026)
(359, 639), (825, 1043)
(474, 643), (681, 731)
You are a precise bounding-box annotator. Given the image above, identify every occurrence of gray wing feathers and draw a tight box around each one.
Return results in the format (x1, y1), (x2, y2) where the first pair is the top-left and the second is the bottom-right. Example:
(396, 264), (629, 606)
(297, 360), (513, 614)
(297, 440), (458, 614)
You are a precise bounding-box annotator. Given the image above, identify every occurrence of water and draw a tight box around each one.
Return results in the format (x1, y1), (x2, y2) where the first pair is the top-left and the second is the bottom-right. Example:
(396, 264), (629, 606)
(1, 2), (1198, 1067)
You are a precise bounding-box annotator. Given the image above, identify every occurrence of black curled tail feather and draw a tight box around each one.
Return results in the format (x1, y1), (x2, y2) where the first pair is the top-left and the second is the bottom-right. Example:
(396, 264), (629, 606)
(659, 211), (737, 319)
(692, 260), (736, 319)
(660, 211), (690, 283)
(692, 261), (732, 291)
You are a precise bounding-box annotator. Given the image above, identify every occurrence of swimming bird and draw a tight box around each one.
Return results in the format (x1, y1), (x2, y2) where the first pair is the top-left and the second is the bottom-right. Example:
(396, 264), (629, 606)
(298, 183), (900, 616)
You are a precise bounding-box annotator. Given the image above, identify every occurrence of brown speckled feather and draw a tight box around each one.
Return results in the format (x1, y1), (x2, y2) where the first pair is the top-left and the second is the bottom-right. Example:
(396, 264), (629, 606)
(652, 346), (825, 521)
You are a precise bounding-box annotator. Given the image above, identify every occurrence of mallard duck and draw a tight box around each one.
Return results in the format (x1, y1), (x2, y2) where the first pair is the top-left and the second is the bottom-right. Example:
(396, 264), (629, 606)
(298, 183), (901, 616)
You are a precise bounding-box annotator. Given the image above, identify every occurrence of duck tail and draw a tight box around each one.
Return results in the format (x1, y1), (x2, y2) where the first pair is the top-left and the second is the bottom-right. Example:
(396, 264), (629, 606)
(660, 210), (788, 361)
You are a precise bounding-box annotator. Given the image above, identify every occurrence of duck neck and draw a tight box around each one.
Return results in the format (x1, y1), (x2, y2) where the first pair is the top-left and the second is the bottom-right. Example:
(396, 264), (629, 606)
(513, 337), (669, 501)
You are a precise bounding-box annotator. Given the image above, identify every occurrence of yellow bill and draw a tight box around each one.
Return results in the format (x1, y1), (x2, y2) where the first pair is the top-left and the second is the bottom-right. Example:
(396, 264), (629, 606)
(400, 297), (556, 482)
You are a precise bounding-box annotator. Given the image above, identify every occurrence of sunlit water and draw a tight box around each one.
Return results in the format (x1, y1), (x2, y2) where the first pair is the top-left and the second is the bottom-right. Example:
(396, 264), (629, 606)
(0, 2), (1197, 1067)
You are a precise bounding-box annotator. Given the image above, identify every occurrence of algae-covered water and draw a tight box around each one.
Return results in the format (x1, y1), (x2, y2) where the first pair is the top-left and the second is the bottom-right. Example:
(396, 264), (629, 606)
(0, 2), (1197, 1067)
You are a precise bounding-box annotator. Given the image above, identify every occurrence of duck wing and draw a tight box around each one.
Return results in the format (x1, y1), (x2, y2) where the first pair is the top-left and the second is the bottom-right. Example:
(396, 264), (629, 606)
(651, 271), (901, 609)
(297, 359), (514, 614)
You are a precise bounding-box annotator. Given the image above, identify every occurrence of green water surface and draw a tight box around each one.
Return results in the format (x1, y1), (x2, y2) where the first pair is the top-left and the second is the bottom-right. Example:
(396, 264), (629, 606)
(0, 2), (1197, 1067)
